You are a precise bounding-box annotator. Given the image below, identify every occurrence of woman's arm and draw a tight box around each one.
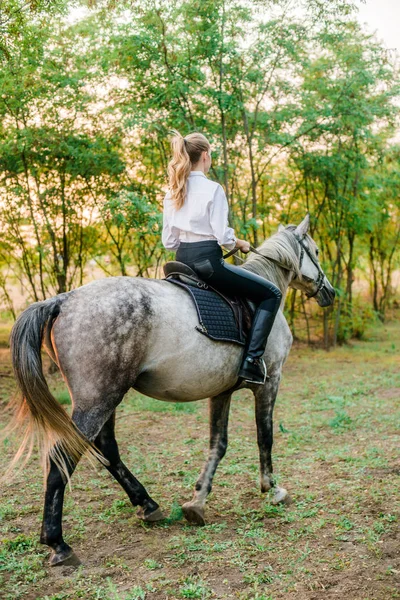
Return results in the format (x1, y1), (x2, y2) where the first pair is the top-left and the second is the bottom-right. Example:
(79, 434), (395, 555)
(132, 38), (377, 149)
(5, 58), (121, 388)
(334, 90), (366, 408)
(210, 186), (250, 252)
(162, 196), (180, 250)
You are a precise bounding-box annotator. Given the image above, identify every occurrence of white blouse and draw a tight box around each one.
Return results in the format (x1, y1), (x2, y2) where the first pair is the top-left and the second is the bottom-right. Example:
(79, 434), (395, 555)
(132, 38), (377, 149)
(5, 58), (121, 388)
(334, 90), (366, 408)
(162, 171), (237, 250)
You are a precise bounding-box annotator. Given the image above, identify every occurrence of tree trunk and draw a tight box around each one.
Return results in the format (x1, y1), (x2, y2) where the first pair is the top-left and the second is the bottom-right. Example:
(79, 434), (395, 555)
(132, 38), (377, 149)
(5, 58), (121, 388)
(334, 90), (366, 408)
(218, 0), (231, 212)
(300, 294), (311, 345)
(243, 109), (258, 246)
(369, 235), (379, 314)
(288, 288), (297, 338)
(323, 309), (330, 350)
(345, 232), (355, 306)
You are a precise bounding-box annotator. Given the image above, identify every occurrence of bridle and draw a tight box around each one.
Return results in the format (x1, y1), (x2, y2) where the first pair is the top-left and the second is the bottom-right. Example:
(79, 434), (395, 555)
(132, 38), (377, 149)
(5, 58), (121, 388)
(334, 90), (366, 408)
(293, 235), (326, 299)
(223, 233), (326, 299)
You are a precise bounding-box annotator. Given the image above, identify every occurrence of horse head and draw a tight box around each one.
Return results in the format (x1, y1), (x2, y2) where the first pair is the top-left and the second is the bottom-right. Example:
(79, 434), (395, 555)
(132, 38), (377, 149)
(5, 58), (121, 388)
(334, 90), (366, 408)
(283, 215), (335, 308)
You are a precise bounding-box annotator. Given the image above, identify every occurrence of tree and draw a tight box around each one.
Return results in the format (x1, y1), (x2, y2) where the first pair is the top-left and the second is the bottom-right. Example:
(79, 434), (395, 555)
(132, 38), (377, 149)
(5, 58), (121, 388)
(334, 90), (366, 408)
(0, 13), (125, 298)
(285, 20), (399, 344)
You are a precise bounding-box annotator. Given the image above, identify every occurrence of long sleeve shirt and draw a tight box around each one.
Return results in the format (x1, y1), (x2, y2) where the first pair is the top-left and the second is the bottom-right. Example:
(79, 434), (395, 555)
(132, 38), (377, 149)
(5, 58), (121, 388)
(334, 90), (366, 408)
(162, 171), (237, 251)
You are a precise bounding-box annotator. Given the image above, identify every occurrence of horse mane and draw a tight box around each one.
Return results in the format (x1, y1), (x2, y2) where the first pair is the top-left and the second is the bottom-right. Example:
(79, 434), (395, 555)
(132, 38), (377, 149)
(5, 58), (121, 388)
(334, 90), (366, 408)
(241, 226), (301, 293)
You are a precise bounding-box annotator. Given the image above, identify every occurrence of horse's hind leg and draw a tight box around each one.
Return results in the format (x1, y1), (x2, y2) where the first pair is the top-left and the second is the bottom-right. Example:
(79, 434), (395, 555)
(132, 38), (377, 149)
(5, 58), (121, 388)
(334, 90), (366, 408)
(182, 391), (231, 526)
(95, 413), (164, 522)
(254, 375), (291, 505)
(40, 404), (119, 566)
(40, 450), (80, 566)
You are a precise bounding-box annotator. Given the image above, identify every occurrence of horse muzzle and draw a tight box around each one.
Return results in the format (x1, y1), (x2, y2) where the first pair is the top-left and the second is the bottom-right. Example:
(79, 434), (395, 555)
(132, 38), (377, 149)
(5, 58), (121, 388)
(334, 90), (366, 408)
(316, 278), (336, 307)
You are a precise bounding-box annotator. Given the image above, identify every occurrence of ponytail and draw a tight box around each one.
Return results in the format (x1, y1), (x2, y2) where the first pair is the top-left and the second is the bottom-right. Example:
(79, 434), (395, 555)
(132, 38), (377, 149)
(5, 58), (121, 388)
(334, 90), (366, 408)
(167, 130), (210, 210)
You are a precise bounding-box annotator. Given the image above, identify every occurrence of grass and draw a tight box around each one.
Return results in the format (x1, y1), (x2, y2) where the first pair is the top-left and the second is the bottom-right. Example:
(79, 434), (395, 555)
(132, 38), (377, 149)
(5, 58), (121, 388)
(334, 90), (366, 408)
(0, 318), (399, 599)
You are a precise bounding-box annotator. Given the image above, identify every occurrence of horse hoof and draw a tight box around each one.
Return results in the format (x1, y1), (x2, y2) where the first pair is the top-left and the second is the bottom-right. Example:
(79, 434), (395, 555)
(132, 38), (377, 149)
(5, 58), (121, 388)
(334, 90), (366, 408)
(260, 480), (273, 494)
(50, 550), (81, 567)
(182, 503), (206, 526)
(137, 506), (165, 522)
(271, 487), (292, 506)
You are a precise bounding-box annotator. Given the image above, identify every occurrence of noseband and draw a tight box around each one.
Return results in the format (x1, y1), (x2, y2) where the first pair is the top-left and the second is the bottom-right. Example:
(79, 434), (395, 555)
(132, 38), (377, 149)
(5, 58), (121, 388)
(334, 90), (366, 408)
(294, 235), (326, 299)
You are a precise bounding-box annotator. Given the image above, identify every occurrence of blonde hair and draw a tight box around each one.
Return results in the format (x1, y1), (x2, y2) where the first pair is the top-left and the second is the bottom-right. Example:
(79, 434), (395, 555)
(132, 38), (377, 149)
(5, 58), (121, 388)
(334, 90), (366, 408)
(167, 130), (211, 209)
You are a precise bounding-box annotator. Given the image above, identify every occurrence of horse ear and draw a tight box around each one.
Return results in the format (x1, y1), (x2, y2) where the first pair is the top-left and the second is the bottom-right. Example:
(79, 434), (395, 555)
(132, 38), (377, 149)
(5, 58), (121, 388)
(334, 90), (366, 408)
(278, 224), (285, 233)
(295, 214), (310, 238)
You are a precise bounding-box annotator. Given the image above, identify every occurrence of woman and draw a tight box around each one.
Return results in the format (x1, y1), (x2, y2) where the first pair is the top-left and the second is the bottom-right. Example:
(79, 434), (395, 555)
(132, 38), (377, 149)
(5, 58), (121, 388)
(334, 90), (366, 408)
(162, 131), (282, 384)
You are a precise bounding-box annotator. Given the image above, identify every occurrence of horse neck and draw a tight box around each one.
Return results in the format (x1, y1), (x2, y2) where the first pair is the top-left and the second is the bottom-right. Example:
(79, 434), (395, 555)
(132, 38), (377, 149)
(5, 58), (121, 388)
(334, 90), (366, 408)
(241, 256), (293, 308)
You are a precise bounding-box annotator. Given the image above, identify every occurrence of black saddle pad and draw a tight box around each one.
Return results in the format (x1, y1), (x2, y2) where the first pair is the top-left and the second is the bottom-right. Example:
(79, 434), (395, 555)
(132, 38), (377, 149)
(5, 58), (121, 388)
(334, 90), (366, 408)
(167, 278), (246, 345)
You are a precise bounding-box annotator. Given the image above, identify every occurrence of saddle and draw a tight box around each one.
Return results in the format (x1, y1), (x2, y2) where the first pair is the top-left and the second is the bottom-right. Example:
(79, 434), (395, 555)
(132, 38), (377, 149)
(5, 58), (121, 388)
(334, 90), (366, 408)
(163, 261), (253, 346)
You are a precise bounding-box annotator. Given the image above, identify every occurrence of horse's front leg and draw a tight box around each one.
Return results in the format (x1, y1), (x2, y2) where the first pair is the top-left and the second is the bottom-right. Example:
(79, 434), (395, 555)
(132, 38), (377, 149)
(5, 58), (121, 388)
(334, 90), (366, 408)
(182, 391), (232, 526)
(254, 374), (291, 505)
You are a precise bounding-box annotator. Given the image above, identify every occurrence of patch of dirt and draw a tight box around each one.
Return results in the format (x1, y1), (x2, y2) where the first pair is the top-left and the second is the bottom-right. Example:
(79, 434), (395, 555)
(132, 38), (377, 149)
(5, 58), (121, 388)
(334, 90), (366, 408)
(364, 466), (400, 477)
(377, 387), (400, 399)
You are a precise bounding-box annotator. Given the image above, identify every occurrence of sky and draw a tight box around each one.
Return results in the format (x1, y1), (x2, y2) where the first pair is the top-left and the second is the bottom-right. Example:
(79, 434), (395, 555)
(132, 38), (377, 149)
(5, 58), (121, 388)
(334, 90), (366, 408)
(357, 0), (400, 51)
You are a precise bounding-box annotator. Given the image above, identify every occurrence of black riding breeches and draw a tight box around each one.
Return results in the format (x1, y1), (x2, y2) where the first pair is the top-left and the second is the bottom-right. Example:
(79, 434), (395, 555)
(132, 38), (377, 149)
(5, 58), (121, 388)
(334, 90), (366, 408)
(175, 241), (282, 356)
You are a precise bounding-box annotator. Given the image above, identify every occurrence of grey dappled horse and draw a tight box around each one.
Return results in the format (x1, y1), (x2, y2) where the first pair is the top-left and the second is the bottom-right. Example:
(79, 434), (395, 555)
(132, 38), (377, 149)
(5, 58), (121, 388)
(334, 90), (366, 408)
(9, 215), (334, 566)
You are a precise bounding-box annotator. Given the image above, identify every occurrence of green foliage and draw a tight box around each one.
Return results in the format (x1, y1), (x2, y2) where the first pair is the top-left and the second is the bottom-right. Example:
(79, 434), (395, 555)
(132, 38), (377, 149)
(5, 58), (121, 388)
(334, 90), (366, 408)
(336, 297), (378, 343)
(97, 190), (163, 276)
(179, 577), (211, 599)
(329, 409), (353, 430)
(2, 534), (36, 553)
(0, 0), (399, 344)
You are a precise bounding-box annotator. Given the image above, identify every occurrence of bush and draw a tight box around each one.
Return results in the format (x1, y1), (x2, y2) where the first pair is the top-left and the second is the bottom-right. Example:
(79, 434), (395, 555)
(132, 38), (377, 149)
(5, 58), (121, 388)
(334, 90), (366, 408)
(336, 297), (378, 343)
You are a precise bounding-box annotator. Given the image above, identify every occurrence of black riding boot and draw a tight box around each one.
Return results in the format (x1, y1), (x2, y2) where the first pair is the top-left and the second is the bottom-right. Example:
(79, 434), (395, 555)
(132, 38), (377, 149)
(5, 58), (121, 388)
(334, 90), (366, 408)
(238, 309), (277, 384)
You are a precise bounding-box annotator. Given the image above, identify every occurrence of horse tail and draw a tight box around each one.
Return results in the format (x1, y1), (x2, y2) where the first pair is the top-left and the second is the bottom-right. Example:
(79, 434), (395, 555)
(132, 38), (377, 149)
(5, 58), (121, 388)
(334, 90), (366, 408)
(6, 295), (98, 481)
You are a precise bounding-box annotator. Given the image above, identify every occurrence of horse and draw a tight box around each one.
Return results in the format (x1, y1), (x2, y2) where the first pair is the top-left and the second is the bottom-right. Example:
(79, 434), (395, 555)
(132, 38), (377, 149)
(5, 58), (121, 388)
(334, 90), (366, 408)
(7, 214), (335, 566)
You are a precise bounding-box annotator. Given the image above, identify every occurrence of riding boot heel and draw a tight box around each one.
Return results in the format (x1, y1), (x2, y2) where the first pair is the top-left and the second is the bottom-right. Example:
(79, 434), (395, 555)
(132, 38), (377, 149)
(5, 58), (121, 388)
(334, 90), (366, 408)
(238, 356), (268, 385)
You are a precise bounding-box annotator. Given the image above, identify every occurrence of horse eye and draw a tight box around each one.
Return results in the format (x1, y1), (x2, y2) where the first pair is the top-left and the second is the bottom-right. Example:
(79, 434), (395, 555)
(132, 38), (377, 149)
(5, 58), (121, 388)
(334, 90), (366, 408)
(316, 248), (320, 257)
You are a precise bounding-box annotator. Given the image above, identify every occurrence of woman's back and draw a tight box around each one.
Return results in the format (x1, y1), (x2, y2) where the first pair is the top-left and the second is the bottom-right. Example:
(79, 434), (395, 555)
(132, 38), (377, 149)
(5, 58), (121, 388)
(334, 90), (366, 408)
(163, 171), (236, 249)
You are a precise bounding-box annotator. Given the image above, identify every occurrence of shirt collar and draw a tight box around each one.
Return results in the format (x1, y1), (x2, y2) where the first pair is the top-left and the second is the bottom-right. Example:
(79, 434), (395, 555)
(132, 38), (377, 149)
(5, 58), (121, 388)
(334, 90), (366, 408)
(189, 171), (207, 178)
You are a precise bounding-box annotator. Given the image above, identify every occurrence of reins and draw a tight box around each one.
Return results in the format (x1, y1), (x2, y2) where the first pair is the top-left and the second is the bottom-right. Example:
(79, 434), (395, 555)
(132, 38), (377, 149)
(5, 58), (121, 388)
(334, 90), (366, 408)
(223, 245), (293, 272)
(223, 235), (326, 299)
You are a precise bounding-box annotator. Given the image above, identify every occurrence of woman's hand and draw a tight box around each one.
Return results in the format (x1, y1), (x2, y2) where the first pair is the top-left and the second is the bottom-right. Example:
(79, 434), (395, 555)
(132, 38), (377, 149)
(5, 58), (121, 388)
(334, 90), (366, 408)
(235, 239), (251, 253)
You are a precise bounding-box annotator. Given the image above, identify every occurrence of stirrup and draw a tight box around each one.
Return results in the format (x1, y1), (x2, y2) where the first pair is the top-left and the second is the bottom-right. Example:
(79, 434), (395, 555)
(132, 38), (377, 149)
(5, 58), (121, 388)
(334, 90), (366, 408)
(238, 357), (268, 385)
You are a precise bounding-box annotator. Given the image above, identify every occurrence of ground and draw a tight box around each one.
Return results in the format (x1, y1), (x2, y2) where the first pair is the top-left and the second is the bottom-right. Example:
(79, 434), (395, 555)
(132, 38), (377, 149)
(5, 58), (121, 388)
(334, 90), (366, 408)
(0, 318), (399, 600)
